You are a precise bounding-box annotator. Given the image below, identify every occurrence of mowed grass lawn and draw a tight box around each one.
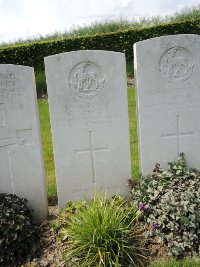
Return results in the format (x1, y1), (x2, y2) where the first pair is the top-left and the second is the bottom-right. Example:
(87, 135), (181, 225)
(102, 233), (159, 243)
(38, 87), (139, 197)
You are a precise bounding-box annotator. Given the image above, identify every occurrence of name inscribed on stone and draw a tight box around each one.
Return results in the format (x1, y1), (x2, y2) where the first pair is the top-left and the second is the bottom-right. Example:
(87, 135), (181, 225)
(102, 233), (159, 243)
(65, 102), (123, 125)
(0, 73), (21, 99)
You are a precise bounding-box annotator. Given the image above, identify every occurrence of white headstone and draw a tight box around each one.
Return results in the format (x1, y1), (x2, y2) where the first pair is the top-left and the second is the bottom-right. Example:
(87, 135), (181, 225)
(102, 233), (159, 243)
(0, 64), (48, 221)
(45, 50), (132, 206)
(134, 34), (200, 175)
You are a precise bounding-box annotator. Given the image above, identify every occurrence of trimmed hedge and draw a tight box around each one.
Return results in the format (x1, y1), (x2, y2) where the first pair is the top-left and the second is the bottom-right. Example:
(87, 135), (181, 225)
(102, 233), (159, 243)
(0, 19), (200, 71)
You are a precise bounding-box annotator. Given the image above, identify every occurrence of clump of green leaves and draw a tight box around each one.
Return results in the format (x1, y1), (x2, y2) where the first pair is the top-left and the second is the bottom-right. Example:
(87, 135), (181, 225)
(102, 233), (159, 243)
(51, 199), (87, 237)
(0, 193), (38, 265)
(131, 153), (200, 258)
(55, 195), (147, 266)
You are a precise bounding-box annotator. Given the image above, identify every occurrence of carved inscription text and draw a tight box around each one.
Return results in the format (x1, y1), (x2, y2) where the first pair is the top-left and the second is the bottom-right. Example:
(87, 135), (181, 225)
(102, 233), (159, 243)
(65, 102), (124, 125)
(0, 73), (21, 99)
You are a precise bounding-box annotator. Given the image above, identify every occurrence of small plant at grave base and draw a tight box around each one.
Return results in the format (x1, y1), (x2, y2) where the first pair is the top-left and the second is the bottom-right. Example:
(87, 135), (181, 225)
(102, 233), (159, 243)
(55, 195), (147, 267)
(131, 153), (200, 258)
(0, 193), (38, 266)
(149, 257), (200, 267)
(51, 200), (87, 237)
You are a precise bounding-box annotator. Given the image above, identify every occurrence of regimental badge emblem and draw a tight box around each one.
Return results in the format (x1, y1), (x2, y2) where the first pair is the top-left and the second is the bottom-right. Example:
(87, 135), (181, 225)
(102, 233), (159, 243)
(159, 46), (194, 83)
(69, 61), (105, 98)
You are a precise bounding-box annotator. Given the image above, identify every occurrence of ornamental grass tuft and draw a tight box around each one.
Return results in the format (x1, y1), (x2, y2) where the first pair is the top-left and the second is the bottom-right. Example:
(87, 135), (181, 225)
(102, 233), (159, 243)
(59, 195), (147, 266)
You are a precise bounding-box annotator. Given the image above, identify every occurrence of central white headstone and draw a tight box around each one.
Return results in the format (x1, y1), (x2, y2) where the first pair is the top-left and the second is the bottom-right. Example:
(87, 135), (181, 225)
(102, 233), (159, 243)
(134, 34), (200, 175)
(0, 64), (48, 221)
(45, 50), (132, 206)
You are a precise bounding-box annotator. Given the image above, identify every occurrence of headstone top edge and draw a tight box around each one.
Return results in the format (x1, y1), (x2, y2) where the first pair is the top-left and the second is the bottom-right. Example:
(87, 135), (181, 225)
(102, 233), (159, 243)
(0, 64), (33, 71)
(133, 34), (200, 48)
(44, 50), (125, 62)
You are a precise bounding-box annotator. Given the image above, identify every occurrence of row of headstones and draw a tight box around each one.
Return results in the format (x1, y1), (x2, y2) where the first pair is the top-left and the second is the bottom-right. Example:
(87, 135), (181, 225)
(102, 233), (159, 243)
(0, 34), (198, 222)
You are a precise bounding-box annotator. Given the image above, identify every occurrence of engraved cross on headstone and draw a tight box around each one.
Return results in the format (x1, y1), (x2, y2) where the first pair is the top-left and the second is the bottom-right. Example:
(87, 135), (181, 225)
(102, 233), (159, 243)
(75, 131), (109, 183)
(0, 102), (33, 193)
(162, 114), (194, 155)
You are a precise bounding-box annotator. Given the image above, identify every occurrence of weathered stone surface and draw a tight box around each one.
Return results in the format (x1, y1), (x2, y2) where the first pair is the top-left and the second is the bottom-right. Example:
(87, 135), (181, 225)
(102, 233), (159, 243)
(45, 50), (132, 206)
(134, 34), (200, 174)
(0, 64), (48, 221)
